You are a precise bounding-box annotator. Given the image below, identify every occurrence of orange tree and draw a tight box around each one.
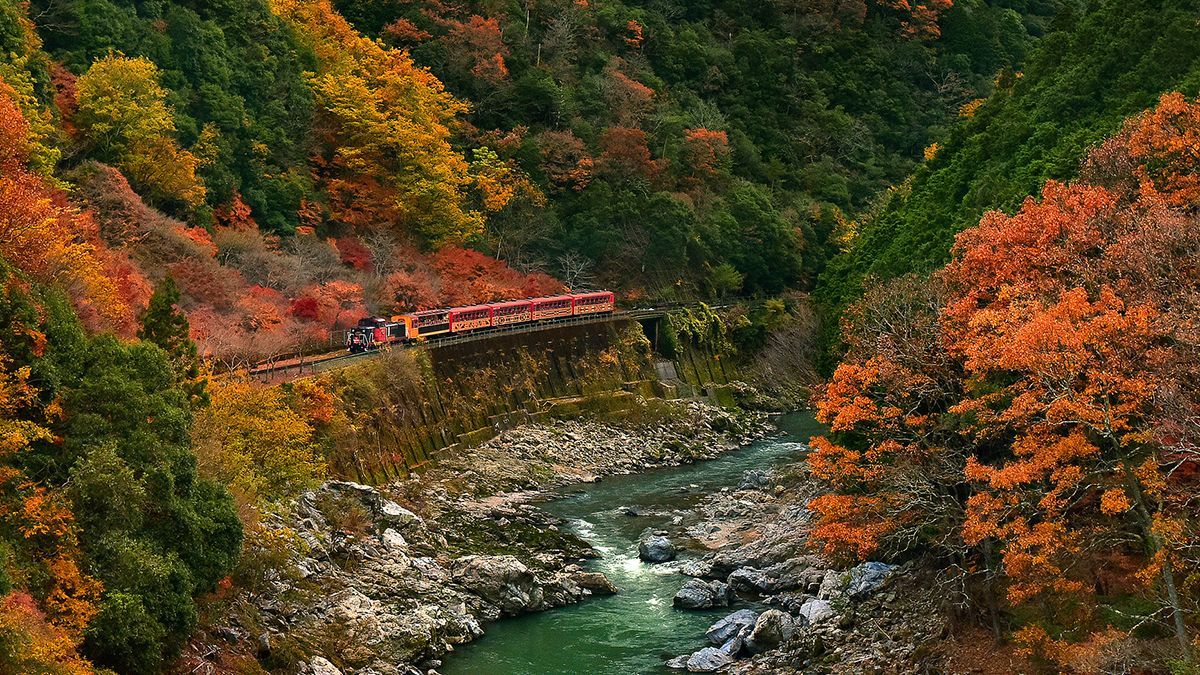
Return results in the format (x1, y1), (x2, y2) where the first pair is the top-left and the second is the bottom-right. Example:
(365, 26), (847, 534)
(810, 93), (1200, 661)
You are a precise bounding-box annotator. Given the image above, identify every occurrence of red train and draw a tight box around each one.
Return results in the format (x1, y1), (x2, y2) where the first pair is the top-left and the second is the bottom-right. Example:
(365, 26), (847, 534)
(346, 291), (616, 353)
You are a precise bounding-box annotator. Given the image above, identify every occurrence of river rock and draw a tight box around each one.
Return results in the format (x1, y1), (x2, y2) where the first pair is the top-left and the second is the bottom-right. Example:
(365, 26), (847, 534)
(745, 609), (796, 653)
(738, 469), (770, 490)
(572, 571), (619, 595)
(678, 559), (713, 577)
(685, 646), (735, 672)
(845, 561), (897, 599)
(706, 608), (758, 644)
(727, 567), (775, 594)
(451, 555), (543, 615)
(378, 499), (422, 530)
(666, 654), (690, 670)
(638, 534), (676, 563)
(798, 598), (835, 625)
(673, 579), (734, 609)
(381, 528), (408, 551)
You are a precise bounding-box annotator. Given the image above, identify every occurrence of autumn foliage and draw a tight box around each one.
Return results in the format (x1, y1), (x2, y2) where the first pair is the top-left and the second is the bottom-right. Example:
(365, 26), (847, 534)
(0, 81), (134, 333)
(810, 92), (1200, 664)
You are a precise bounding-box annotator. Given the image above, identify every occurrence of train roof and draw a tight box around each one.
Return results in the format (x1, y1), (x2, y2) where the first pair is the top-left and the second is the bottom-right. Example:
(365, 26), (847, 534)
(396, 290), (613, 318)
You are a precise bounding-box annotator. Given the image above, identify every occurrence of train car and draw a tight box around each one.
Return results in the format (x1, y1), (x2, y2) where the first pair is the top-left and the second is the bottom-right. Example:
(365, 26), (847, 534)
(347, 290), (617, 351)
(347, 317), (408, 353)
(411, 309), (451, 338)
(449, 305), (493, 333)
(490, 300), (534, 326)
(531, 295), (574, 321)
(571, 291), (615, 316)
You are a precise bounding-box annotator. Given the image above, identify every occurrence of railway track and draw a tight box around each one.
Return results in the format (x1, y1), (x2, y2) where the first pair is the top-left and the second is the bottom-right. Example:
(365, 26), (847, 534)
(246, 307), (673, 382)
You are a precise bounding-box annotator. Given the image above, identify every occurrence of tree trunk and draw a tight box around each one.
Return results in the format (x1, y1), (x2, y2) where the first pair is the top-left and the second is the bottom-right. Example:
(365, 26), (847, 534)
(983, 539), (1003, 642)
(1124, 464), (1191, 662)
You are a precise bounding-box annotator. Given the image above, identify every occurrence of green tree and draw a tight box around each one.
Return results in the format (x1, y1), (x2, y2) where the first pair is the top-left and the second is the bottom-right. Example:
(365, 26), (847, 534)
(138, 276), (207, 406)
(27, 295), (241, 672)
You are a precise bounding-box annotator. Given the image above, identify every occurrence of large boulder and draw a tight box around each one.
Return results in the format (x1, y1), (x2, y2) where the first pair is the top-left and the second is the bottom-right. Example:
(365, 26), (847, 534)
(673, 579), (734, 610)
(685, 646), (735, 672)
(706, 608), (758, 645)
(797, 598), (834, 625)
(639, 534), (677, 563)
(451, 555), (544, 615)
(745, 609), (796, 653)
(572, 571), (619, 595)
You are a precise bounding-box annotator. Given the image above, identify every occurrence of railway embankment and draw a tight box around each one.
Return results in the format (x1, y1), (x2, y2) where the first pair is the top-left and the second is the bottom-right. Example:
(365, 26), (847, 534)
(315, 314), (750, 484)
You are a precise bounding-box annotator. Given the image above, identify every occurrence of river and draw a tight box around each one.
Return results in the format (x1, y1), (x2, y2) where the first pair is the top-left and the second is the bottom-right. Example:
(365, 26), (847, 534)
(442, 412), (821, 675)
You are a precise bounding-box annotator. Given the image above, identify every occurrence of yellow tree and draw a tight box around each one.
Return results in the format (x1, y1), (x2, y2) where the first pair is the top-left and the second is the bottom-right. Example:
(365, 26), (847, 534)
(75, 54), (206, 209)
(270, 0), (484, 246)
(191, 378), (325, 509)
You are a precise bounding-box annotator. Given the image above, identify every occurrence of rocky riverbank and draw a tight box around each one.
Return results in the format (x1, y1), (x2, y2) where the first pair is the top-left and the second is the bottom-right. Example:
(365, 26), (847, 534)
(178, 400), (773, 675)
(642, 461), (949, 674)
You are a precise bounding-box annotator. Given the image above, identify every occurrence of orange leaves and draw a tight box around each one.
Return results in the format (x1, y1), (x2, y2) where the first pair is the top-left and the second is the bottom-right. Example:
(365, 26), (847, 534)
(538, 130), (594, 191)
(1099, 488), (1132, 515)
(41, 556), (102, 636)
(0, 592), (96, 674)
(815, 93), (1200, 637)
(600, 60), (655, 126)
(597, 127), (665, 182)
(807, 493), (898, 560)
(681, 128), (730, 183)
(0, 78), (31, 170)
(1123, 92), (1200, 207)
(0, 149), (130, 332)
(624, 20), (645, 49)
(445, 15), (510, 84)
(944, 181), (1118, 318)
(431, 245), (564, 306)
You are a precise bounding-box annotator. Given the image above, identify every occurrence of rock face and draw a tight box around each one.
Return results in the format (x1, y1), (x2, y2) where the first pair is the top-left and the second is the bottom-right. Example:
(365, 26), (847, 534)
(745, 609), (795, 653)
(673, 578), (734, 609)
(639, 534), (677, 562)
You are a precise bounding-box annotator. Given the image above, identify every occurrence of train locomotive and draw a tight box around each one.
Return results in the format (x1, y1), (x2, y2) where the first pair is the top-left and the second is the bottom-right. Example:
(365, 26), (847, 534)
(346, 291), (616, 353)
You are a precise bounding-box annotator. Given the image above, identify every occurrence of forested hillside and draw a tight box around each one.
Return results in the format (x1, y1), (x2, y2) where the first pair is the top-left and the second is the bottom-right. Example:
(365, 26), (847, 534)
(817, 0), (1200, 332)
(330, 0), (1055, 295)
(0, 0), (1069, 670)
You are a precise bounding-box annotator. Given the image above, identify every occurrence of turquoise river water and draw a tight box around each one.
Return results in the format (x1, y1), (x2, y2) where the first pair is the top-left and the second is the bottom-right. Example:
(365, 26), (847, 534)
(441, 412), (821, 675)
